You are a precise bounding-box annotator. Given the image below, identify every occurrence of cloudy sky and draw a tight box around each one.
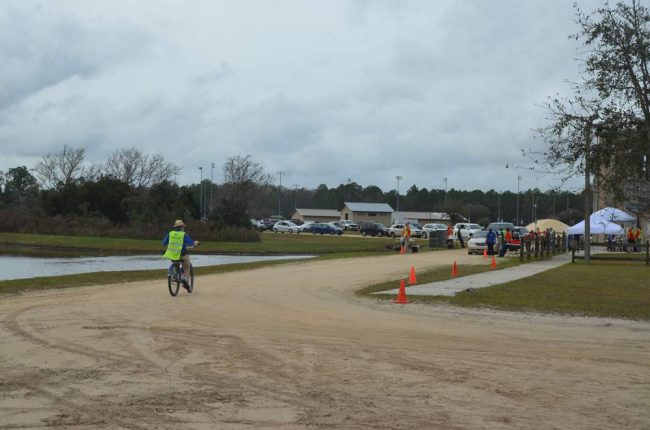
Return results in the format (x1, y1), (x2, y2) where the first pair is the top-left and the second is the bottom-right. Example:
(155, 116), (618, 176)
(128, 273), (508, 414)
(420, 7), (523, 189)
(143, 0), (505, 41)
(1, 0), (606, 194)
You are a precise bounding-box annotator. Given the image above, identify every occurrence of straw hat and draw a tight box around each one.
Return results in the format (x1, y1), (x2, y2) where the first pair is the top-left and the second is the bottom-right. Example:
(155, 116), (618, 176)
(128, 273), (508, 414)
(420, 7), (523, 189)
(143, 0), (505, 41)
(173, 219), (186, 228)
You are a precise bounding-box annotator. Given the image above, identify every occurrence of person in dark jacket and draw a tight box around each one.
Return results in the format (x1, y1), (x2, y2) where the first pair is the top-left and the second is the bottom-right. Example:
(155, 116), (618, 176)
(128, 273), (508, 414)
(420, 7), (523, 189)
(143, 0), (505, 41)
(486, 227), (497, 256)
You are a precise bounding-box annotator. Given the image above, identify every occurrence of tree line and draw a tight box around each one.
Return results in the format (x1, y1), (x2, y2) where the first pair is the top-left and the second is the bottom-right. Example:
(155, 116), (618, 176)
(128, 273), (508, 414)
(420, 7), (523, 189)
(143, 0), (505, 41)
(0, 147), (585, 240)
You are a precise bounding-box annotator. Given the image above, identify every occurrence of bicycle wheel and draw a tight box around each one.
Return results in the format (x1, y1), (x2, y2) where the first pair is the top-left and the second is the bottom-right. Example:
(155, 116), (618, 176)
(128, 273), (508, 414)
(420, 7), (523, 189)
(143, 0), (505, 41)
(187, 265), (194, 293)
(168, 266), (180, 296)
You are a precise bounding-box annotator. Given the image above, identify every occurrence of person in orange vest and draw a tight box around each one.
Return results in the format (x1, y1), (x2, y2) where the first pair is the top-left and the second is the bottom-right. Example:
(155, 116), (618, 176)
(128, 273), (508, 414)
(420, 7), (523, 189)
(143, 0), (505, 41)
(633, 225), (643, 252)
(446, 224), (454, 248)
(498, 227), (513, 257)
(627, 227), (636, 252)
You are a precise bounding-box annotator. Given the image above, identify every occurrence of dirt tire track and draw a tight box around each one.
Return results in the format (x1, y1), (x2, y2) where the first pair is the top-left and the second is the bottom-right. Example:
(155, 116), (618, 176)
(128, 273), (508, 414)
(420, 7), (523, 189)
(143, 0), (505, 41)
(1, 250), (649, 429)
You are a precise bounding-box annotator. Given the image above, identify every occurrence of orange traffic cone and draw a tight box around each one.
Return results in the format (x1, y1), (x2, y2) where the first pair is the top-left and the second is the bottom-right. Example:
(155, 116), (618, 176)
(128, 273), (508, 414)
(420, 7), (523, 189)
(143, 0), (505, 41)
(400, 246), (405, 255)
(483, 248), (488, 259)
(408, 265), (417, 284)
(395, 279), (408, 304)
(451, 261), (458, 277)
(491, 255), (497, 269)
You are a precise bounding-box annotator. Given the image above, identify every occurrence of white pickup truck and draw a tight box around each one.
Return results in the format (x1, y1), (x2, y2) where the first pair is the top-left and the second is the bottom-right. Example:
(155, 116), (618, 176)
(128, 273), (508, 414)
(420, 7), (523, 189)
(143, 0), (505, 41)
(453, 223), (483, 240)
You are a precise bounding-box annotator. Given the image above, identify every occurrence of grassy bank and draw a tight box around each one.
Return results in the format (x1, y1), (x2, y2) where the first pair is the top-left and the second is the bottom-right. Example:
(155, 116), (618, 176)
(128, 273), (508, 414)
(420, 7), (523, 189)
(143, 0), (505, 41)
(360, 259), (650, 321)
(357, 258), (522, 296)
(0, 231), (419, 294)
(0, 231), (405, 256)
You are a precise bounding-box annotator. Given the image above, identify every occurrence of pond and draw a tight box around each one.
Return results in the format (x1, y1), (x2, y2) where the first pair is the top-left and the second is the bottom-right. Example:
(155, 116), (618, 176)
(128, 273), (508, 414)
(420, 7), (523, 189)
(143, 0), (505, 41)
(0, 254), (314, 281)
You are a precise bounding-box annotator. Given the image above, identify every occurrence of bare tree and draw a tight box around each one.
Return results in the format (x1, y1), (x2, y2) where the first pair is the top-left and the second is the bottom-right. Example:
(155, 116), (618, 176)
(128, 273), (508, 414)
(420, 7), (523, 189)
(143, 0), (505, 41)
(104, 147), (180, 189)
(217, 155), (272, 226)
(34, 145), (86, 189)
(574, 0), (650, 199)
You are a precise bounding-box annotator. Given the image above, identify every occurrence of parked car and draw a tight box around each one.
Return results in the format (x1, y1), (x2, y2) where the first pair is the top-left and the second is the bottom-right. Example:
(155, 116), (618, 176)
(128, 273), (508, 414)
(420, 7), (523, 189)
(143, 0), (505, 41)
(305, 222), (343, 235)
(298, 221), (316, 232)
(454, 223), (483, 240)
(272, 221), (301, 233)
(388, 223), (423, 238)
(467, 230), (490, 255)
(486, 222), (514, 233)
(512, 226), (530, 241)
(359, 222), (390, 237)
(260, 218), (278, 231)
(339, 220), (359, 231)
(250, 219), (263, 230)
(421, 223), (448, 239)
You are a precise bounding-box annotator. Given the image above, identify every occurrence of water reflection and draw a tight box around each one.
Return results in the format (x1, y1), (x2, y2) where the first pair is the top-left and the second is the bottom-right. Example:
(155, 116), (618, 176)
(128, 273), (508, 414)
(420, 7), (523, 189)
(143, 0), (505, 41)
(0, 254), (313, 281)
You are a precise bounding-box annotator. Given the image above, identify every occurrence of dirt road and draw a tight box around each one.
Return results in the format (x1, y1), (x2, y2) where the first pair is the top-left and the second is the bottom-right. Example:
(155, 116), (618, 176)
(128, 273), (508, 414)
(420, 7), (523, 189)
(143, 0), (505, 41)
(1, 249), (648, 429)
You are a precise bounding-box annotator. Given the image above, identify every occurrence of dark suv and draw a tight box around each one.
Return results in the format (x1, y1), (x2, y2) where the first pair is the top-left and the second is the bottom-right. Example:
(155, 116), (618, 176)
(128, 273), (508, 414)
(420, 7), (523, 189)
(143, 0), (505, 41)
(359, 222), (389, 237)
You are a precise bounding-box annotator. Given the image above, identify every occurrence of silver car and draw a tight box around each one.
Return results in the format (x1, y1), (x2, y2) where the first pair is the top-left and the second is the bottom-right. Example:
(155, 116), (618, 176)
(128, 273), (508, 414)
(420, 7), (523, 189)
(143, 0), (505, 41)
(467, 230), (489, 255)
(272, 221), (301, 233)
(421, 223), (448, 239)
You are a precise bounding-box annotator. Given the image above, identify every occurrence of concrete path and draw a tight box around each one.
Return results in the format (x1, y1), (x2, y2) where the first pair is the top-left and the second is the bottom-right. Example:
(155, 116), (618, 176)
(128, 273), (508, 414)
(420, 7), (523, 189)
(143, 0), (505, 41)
(377, 253), (572, 296)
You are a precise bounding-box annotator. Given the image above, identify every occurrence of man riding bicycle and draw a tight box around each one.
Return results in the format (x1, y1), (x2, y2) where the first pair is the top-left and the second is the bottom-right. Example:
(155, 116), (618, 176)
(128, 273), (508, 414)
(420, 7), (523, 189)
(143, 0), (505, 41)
(162, 219), (199, 289)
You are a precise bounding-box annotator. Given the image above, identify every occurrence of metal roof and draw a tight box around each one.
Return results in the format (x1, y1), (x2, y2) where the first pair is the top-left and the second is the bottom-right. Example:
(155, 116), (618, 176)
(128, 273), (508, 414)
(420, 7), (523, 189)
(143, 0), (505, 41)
(396, 211), (450, 220)
(343, 202), (394, 213)
(295, 208), (341, 217)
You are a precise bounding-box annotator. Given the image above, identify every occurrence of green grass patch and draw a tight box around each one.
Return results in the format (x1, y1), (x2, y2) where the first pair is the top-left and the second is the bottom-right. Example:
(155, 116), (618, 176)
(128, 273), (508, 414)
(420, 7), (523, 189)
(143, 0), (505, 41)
(359, 258), (650, 321)
(0, 231), (405, 256)
(356, 258), (521, 296)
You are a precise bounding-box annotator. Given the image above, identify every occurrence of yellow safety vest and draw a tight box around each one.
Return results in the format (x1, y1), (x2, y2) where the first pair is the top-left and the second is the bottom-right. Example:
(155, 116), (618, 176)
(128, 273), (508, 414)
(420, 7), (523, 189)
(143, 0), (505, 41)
(164, 231), (185, 260)
(402, 226), (411, 238)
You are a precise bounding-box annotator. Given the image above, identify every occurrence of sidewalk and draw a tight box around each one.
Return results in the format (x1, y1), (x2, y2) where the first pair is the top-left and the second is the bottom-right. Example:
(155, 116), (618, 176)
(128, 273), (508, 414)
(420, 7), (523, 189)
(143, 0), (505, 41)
(376, 254), (572, 297)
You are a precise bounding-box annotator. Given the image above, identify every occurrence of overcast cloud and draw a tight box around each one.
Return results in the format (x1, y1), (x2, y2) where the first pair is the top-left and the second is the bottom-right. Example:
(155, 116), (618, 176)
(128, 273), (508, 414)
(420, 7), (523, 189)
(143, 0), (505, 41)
(0, 0), (606, 193)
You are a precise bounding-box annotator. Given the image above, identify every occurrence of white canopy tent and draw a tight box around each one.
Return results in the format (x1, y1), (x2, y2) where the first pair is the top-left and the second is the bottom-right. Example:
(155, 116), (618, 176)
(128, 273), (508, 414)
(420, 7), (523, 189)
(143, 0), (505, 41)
(566, 219), (624, 235)
(566, 207), (634, 235)
(590, 207), (635, 223)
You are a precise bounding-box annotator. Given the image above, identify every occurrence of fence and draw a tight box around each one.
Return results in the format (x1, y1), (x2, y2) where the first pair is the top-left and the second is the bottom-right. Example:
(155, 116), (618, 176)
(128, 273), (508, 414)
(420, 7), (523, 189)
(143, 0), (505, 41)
(513, 233), (569, 263)
(571, 240), (649, 265)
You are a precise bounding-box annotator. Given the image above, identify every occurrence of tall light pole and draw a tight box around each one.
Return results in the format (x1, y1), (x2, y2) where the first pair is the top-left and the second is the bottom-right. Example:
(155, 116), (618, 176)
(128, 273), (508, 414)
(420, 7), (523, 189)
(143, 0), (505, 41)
(498, 192), (501, 222)
(516, 175), (521, 225)
(443, 177), (448, 207)
(210, 163), (215, 215)
(276, 171), (286, 217)
(395, 175), (403, 221)
(347, 178), (352, 201)
(198, 166), (203, 220)
(293, 184), (300, 209)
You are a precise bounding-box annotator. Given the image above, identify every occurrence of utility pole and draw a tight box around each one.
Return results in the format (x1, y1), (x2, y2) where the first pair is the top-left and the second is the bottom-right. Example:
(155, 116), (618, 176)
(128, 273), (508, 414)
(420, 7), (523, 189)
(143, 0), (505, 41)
(198, 166), (203, 221)
(498, 192), (501, 222)
(517, 175), (521, 225)
(276, 171), (286, 217)
(293, 184), (300, 209)
(347, 178), (352, 201)
(531, 188), (535, 226)
(210, 163), (215, 215)
(395, 175), (402, 222)
(584, 120), (595, 264)
(443, 177), (448, 207)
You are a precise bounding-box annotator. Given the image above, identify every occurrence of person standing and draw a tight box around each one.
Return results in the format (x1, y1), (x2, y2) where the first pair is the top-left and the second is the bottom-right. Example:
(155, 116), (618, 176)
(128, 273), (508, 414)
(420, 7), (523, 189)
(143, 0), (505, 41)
(634, 225), (643, 252)
(456, 226), (465, 248)
(627, 227), (636, 252)
(401, 222), (412, 253)
(486, 227), (497, 256)
(498, 227), (512, 257)
(446, 224), (454, 248)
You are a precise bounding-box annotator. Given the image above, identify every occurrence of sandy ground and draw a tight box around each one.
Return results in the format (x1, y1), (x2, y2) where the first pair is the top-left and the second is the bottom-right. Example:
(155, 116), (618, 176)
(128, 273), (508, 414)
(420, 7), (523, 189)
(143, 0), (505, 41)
(0, 248), (649, 429)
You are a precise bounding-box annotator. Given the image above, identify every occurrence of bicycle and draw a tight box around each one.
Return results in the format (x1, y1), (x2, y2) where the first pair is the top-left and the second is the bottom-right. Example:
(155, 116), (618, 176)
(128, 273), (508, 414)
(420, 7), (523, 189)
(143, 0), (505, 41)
(167, 259), (194, 296)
